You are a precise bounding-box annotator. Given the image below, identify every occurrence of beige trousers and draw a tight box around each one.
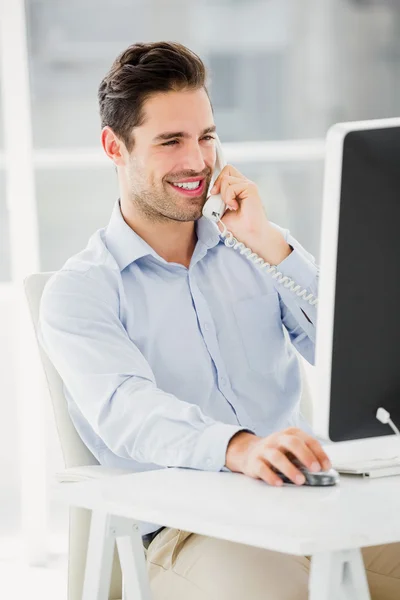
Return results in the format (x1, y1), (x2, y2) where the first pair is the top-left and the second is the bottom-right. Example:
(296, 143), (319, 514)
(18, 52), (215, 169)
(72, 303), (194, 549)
(145, 527), (400, 600)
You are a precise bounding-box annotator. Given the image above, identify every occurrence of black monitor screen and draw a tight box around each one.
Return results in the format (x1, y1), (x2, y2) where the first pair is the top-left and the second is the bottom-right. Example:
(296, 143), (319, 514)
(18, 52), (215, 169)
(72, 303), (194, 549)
(329, 127), (400, 441)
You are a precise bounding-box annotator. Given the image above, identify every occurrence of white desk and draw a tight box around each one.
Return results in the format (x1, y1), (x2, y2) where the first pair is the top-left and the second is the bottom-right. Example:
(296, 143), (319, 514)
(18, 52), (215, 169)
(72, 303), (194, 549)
(56, 468), (400, 600)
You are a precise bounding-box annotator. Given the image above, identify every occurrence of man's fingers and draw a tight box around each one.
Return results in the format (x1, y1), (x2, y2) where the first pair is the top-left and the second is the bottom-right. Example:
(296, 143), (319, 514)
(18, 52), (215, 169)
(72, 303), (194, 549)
(262, 448), (306, 485)
(211, 165), (245, 193)
(282, 428), (331, 470)
(222, 175), (246, 184)
(277, 436), (322, 472)
(255, 459), (284, 487)
(305, 438), (332, 470)
(223, 164), (245, 179)
(220, 177), (241, 210)
(223, 182), (248, 210)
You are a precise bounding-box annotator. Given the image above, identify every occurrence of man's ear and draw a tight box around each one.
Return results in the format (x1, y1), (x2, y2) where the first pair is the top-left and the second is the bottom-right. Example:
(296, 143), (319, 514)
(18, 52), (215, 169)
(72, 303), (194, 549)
(101, 126), (126, 167)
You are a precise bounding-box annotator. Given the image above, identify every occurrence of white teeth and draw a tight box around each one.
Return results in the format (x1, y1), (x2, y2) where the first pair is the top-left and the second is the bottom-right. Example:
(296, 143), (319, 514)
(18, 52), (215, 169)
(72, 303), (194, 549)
(173, 181), (201, 190)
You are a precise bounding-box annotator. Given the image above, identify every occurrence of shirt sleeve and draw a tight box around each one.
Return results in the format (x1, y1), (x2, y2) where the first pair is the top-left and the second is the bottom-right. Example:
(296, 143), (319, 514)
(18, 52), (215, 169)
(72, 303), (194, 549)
(268, 221), (319, 365)
(38, 269), (249, 471)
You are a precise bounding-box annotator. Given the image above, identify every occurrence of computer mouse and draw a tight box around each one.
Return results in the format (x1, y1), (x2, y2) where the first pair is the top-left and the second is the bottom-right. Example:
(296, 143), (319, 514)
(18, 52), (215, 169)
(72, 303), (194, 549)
(273, 458), (339, 487)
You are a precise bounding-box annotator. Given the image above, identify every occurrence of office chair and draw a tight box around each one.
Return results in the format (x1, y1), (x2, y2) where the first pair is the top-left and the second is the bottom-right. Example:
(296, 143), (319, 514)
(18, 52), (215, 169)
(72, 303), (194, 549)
(24, 272), (126, 600)
(23, 271), (315, 600)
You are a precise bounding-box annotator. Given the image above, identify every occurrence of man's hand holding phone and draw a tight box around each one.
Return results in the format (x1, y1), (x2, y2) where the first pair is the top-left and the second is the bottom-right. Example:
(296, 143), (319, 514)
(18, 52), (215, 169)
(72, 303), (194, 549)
(225, 428), (332, 486)
(210, 164), (292, 266)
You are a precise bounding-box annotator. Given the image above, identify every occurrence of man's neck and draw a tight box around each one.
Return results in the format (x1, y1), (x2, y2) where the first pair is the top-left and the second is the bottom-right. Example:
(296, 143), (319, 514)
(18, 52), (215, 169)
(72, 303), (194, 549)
(120, 199), (197, 269)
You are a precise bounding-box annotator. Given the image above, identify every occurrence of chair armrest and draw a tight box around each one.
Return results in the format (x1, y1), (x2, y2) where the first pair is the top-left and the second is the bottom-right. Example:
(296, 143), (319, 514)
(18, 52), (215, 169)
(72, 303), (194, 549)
(56, 465), (133, 483)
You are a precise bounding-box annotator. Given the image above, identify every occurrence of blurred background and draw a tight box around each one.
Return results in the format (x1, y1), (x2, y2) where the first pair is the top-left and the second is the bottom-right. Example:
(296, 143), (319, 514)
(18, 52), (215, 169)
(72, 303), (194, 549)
(1, 0), (400, 597)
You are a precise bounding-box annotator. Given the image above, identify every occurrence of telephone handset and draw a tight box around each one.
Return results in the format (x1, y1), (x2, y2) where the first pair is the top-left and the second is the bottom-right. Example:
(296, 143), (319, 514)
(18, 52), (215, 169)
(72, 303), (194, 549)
(202, 136), (318, 307)
(202, 135), (227, 222)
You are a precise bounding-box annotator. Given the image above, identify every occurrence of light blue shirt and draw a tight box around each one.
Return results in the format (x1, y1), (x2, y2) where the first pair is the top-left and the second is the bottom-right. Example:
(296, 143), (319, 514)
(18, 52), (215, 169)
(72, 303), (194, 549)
(39, 201), (319, 534)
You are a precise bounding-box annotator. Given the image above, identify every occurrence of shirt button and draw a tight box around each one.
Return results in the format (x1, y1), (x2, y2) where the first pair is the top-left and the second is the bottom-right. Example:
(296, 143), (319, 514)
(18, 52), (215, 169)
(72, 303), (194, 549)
(220, 377), (226, 386)
(204, 323), (210, 331)
(206, 458), (213, 467)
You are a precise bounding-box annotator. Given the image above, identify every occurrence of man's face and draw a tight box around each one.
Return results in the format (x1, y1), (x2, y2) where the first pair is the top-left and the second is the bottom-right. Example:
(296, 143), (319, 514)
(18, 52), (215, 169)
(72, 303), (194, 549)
(123, 88), (216, 222)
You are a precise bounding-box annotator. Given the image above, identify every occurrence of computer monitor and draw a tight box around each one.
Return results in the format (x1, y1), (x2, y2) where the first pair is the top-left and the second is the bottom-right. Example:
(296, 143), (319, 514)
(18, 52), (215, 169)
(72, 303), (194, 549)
(314, 117), (400, 449)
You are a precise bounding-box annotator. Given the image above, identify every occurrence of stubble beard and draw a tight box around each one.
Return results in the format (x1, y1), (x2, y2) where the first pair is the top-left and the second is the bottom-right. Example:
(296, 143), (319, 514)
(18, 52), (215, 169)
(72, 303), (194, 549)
(129, 177), (211, 224)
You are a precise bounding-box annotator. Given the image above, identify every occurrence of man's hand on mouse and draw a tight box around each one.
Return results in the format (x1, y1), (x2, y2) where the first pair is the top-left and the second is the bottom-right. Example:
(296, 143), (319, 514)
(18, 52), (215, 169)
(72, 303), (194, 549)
(225, 428), (332, 486)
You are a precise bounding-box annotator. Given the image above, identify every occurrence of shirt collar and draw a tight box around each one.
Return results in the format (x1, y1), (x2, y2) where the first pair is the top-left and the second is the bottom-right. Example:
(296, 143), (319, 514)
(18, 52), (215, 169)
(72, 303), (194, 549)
(105, 200), (221, 272)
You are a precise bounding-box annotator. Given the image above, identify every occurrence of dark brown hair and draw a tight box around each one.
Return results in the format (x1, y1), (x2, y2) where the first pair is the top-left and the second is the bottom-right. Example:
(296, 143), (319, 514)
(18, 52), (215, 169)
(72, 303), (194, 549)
(98, 41), (210, 151)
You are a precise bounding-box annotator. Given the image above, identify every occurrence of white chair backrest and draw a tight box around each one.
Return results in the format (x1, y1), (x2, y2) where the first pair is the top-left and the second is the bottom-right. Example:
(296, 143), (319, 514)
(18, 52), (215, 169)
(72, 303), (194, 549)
(24, 272), (98, 469)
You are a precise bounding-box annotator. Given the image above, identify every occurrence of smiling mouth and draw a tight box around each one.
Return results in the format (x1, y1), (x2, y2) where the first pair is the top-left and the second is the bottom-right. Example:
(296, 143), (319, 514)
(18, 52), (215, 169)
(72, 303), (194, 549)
(168, 179), (206, 197)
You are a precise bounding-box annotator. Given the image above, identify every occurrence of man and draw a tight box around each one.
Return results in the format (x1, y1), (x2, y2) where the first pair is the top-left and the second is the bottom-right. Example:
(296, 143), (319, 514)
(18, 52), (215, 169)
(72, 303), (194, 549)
(39, 42), (400, 599)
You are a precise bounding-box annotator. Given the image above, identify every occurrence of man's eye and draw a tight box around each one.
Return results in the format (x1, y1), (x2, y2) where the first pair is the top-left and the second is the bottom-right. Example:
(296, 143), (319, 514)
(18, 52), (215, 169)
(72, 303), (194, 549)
(161, 136), (215, 147)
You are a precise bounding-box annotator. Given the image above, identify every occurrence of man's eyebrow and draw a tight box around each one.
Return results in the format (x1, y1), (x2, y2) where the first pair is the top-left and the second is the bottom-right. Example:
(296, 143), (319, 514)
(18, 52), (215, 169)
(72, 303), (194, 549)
(152, 125), (216, 143)
(202, 125), (217, 135)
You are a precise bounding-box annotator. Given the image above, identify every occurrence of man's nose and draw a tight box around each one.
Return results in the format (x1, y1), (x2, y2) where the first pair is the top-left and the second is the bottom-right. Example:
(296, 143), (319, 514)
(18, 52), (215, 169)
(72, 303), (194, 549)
(180, 144), (207, 173)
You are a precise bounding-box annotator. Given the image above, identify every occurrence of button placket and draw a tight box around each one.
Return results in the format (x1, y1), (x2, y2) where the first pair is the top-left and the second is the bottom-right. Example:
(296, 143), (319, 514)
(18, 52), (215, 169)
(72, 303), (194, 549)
(188, 272), (249, 426)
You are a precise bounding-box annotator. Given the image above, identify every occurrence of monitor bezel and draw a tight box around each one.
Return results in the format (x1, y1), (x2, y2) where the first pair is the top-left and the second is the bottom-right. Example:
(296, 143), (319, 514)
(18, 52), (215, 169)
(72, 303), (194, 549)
(313, 116), (400, 441)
